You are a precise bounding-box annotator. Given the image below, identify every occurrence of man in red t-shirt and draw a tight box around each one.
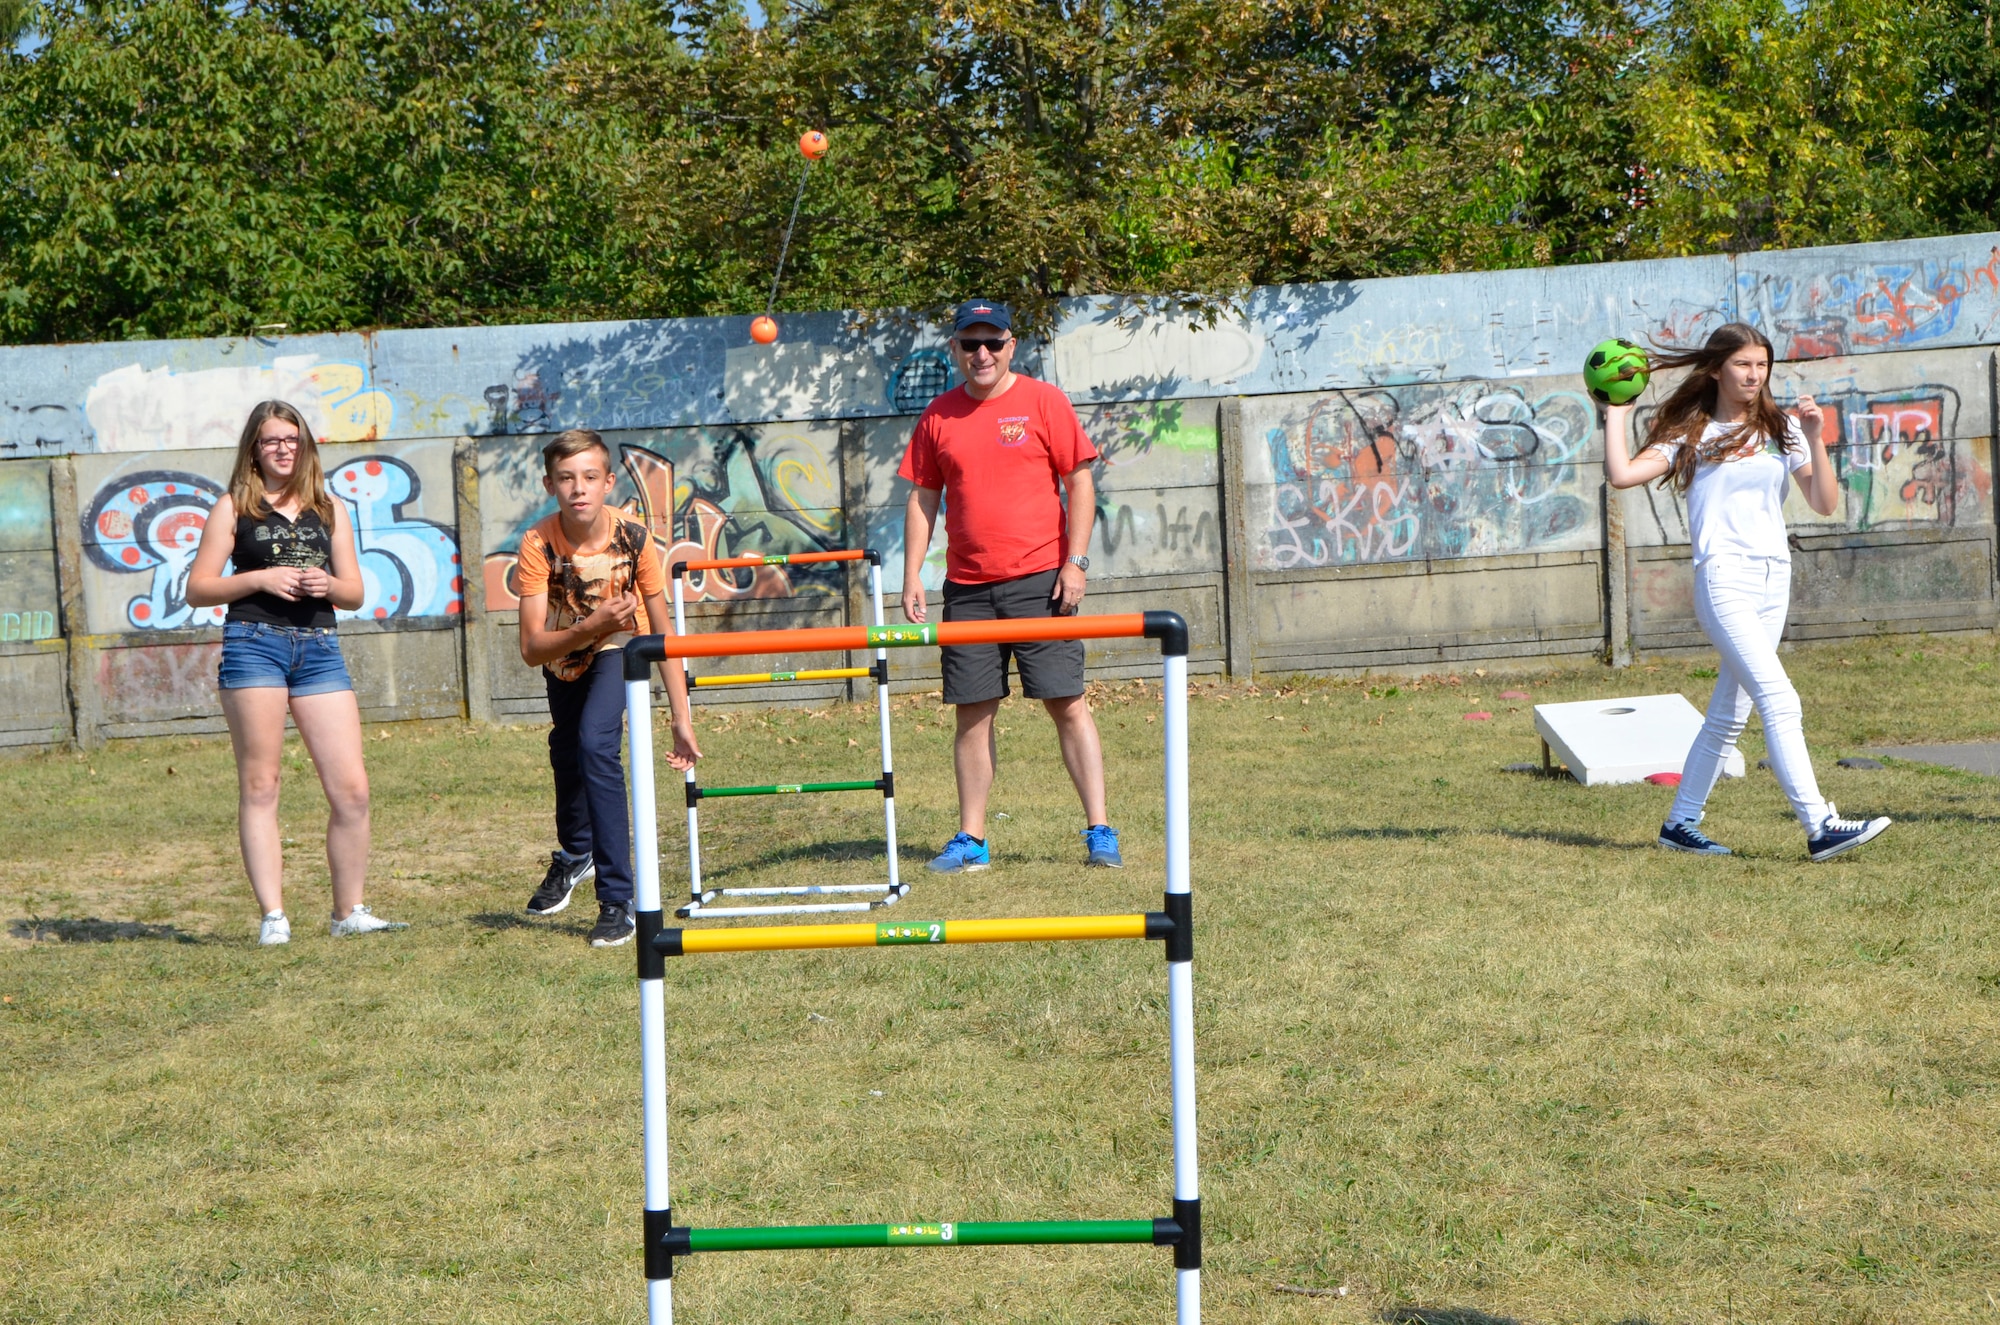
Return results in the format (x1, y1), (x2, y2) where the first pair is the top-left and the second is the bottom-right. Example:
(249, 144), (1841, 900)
(899, 299), (1121, 874)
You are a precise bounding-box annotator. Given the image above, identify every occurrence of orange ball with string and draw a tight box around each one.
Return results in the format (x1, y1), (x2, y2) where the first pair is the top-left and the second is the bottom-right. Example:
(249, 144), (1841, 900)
(749, 315), (779, 345)
(799, 130), (829, 161)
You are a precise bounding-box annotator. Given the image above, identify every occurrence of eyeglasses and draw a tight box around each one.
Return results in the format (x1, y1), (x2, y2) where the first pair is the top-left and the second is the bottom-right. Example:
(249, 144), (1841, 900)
(957, 337), (1011, 355)
(257, 435), (301, 451)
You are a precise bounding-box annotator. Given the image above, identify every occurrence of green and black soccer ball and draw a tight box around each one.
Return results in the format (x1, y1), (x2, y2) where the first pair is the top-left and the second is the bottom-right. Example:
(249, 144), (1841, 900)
(1584, 338), (1650, 405)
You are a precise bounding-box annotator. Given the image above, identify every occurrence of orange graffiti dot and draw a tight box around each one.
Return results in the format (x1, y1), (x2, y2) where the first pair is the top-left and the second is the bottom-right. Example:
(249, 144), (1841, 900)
(365, 461), (382, 476)
(130, 487), (148, 503)
(374, 608), (388, 619)
(450, 576), (462, 592)
(446, 601), (462, 614)
(121, 547), (141, 565)
(133, 601), (150, 620)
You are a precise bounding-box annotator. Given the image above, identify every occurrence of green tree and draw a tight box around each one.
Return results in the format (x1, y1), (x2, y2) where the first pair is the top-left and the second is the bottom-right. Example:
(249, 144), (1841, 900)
(0, 0), (1992, 344)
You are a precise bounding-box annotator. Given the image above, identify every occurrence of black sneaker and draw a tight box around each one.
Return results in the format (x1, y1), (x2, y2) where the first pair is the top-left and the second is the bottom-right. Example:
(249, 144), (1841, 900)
(527, 852), (594, 916)
(1807, 808), (1891, 862)
(1658, 821), (1732, 855)
(588, 902), (635, 948)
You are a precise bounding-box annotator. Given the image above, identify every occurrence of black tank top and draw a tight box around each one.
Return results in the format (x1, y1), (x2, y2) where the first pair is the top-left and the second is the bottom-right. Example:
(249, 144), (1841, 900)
(227, 506), (339, 629)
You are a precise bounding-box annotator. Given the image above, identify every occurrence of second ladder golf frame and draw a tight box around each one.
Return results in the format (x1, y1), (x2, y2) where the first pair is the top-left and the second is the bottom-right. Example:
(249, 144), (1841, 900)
(624, 610), (1200, 1324)
(669, 549), (901, 919)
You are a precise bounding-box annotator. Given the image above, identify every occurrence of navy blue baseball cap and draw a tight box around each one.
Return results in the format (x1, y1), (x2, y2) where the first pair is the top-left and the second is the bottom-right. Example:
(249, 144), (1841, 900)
(952, 299), (1012, 333)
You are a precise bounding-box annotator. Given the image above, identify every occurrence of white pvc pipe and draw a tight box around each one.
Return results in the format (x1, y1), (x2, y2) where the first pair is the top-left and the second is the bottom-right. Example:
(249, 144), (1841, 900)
(871, 562), (901, 895)
(628, 676), (673, 1325)
(1162, 652), (1199, 1325)
(1163, 654), (1190, 901)
(672, 577), (704, 908)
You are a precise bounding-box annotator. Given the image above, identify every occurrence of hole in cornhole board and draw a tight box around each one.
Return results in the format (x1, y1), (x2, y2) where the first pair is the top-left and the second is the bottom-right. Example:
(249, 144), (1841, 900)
(1531, 693), (1743, 787)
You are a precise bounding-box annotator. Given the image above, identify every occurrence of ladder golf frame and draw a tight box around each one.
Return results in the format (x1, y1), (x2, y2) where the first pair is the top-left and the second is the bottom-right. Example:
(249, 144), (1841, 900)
(668, 549), (901, 919)
(623, 610), (1199, 1324)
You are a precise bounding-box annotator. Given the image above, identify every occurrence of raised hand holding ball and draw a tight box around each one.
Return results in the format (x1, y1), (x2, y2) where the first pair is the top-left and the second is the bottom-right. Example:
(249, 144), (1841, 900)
(1584, 338), (1651, 406)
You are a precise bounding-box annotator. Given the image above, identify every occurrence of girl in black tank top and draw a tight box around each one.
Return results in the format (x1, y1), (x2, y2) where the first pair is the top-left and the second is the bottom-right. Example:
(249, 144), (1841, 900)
(227, 508), (339, 629)
(185, 399), (407, 943)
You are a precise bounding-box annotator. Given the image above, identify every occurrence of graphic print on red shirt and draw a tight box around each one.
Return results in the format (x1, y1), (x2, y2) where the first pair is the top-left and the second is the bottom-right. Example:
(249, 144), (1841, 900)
(897, 376), (1098, 585)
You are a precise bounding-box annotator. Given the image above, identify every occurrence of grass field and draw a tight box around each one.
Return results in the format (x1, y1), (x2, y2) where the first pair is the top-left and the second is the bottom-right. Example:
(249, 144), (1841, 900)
(3, 633), (1998, 1324)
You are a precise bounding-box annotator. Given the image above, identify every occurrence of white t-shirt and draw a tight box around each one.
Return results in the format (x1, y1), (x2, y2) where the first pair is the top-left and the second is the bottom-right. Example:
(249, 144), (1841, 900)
(1646, 418), (1811, 565)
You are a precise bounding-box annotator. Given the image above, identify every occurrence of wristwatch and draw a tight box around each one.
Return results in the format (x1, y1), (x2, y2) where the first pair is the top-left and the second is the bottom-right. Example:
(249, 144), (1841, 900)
(1067, 555), (1090, 572)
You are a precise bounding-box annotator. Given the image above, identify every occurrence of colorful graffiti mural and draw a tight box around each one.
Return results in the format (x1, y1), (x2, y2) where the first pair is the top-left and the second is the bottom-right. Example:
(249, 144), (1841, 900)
(481, 432), (845, 612)
(1739, 248), (2000, 360)
(1254, 382), (1599, 568)
(1626, 379), (1992, 544)
(83, 471), (230, 629)
(83, 458), (461, 629)
(83, 357), (392, 452)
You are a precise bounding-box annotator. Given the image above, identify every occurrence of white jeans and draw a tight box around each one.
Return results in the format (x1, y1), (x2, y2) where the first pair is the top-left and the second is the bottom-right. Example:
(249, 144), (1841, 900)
(1668, 555), (1831, 833)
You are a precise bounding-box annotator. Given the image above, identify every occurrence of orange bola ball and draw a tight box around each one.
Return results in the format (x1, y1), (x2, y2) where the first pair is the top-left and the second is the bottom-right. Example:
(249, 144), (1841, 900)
(799, 130), (829, 161)
(749, 315), (779, 344)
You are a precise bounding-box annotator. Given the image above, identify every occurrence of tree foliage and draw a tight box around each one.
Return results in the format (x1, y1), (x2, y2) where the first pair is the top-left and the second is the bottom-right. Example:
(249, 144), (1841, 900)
(0, 0), (1989, 343)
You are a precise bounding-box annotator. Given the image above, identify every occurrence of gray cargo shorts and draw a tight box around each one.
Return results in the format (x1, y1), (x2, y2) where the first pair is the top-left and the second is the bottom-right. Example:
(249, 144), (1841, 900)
(939, 567), (1085, 705)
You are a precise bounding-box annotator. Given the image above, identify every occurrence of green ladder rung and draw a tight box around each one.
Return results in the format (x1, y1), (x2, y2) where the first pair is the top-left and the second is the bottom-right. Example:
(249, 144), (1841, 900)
(697, 779), (883, 799)
(680, 1219), (1163, 1252)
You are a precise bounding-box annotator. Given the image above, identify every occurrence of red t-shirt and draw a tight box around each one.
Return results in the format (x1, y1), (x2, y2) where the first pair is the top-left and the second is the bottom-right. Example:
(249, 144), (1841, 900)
(897, 376), (1098, 585)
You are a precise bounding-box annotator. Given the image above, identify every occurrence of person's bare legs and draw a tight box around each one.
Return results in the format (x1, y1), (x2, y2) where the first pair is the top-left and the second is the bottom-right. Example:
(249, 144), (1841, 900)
(290, 689), (371, 921)
(953, 698), (1002, 837)
(1043, 693), (1109, 826)
(221, 687), (290, 917)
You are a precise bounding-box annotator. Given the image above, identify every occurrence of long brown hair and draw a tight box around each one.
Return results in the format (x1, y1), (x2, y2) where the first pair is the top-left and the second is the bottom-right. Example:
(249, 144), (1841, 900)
(230, 400), (335, 522)
(1643, 322), (1796, 493)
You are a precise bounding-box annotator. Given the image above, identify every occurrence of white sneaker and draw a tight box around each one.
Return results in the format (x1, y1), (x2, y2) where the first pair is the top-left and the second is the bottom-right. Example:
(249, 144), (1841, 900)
(259, 912), (291, 946)
(329, 904), (410, 937)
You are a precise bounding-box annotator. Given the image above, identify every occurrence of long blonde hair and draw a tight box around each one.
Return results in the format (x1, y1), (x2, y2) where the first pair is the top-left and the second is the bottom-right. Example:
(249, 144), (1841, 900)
(230, 400), (334, 522)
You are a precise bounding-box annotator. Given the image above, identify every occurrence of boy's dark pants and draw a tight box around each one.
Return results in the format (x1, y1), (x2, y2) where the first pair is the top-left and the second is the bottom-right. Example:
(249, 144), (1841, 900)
(545, 650), (632, 908)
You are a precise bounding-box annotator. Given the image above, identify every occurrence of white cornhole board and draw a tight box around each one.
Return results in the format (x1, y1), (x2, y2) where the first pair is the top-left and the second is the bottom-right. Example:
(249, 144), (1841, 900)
(1532, 693), (1744, 786)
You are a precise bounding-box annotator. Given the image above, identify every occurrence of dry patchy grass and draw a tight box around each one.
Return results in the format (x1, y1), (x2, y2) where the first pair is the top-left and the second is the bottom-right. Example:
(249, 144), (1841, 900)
(2, 632), (1997, 1323)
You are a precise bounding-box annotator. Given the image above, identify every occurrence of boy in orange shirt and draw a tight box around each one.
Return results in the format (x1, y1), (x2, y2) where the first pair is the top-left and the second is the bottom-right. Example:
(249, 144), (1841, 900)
(516, 430), (700, 946)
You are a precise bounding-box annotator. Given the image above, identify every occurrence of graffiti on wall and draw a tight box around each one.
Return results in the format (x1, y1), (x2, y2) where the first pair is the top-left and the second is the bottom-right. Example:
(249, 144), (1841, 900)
(1256, 383), (1598, 568)
(85, 358), (392, 453)
(482, 432), (845, 612)
(1627, 381), (1992, 543)
(1739, 249), (2000, 360)
(1087, 400), (1222, 570)
(83, 458), (461, 630)
(4, 356), (392, 457)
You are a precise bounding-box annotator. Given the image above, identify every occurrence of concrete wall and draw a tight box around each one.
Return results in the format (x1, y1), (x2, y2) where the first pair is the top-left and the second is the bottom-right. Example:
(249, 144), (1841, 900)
(3, 231), (1996, 748)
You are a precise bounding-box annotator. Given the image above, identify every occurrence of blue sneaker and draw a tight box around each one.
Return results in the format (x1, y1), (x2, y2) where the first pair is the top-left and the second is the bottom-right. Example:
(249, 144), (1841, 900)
(928, 831), (990, 873)
(1658, 821), (1732, 855)
(1807, 808), (1891, 862)
(1082, 824), (1123, 868)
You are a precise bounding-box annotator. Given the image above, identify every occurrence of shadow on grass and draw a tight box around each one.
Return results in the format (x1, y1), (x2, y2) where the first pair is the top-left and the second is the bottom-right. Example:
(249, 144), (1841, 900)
(1494, 827), (1652, 852)
(9, 916), (202, 944)
(1299, 826), (1452, 842)
(703, 838), (930, 881)
(1294, 825), (1649, 851)
(1378, 1308), (1526, 1325)
(1889, 810), (2000, 827)
(467, 911), (589, 936)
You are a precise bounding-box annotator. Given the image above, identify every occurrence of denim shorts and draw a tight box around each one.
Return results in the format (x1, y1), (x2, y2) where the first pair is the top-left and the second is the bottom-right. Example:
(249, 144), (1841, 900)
(218, 621), (354, 696)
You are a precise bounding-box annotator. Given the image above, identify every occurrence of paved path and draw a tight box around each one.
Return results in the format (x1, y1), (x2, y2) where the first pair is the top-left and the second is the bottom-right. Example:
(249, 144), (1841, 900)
(1869, 742), (2000, 776)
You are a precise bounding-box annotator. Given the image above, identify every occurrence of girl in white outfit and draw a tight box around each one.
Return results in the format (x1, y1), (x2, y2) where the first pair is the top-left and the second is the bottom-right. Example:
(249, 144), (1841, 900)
(1604, 322), (1890, 862)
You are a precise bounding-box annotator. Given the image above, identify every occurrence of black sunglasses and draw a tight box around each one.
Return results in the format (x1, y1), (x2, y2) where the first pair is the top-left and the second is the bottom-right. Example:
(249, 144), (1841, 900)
(956, 337), (1011, 354)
